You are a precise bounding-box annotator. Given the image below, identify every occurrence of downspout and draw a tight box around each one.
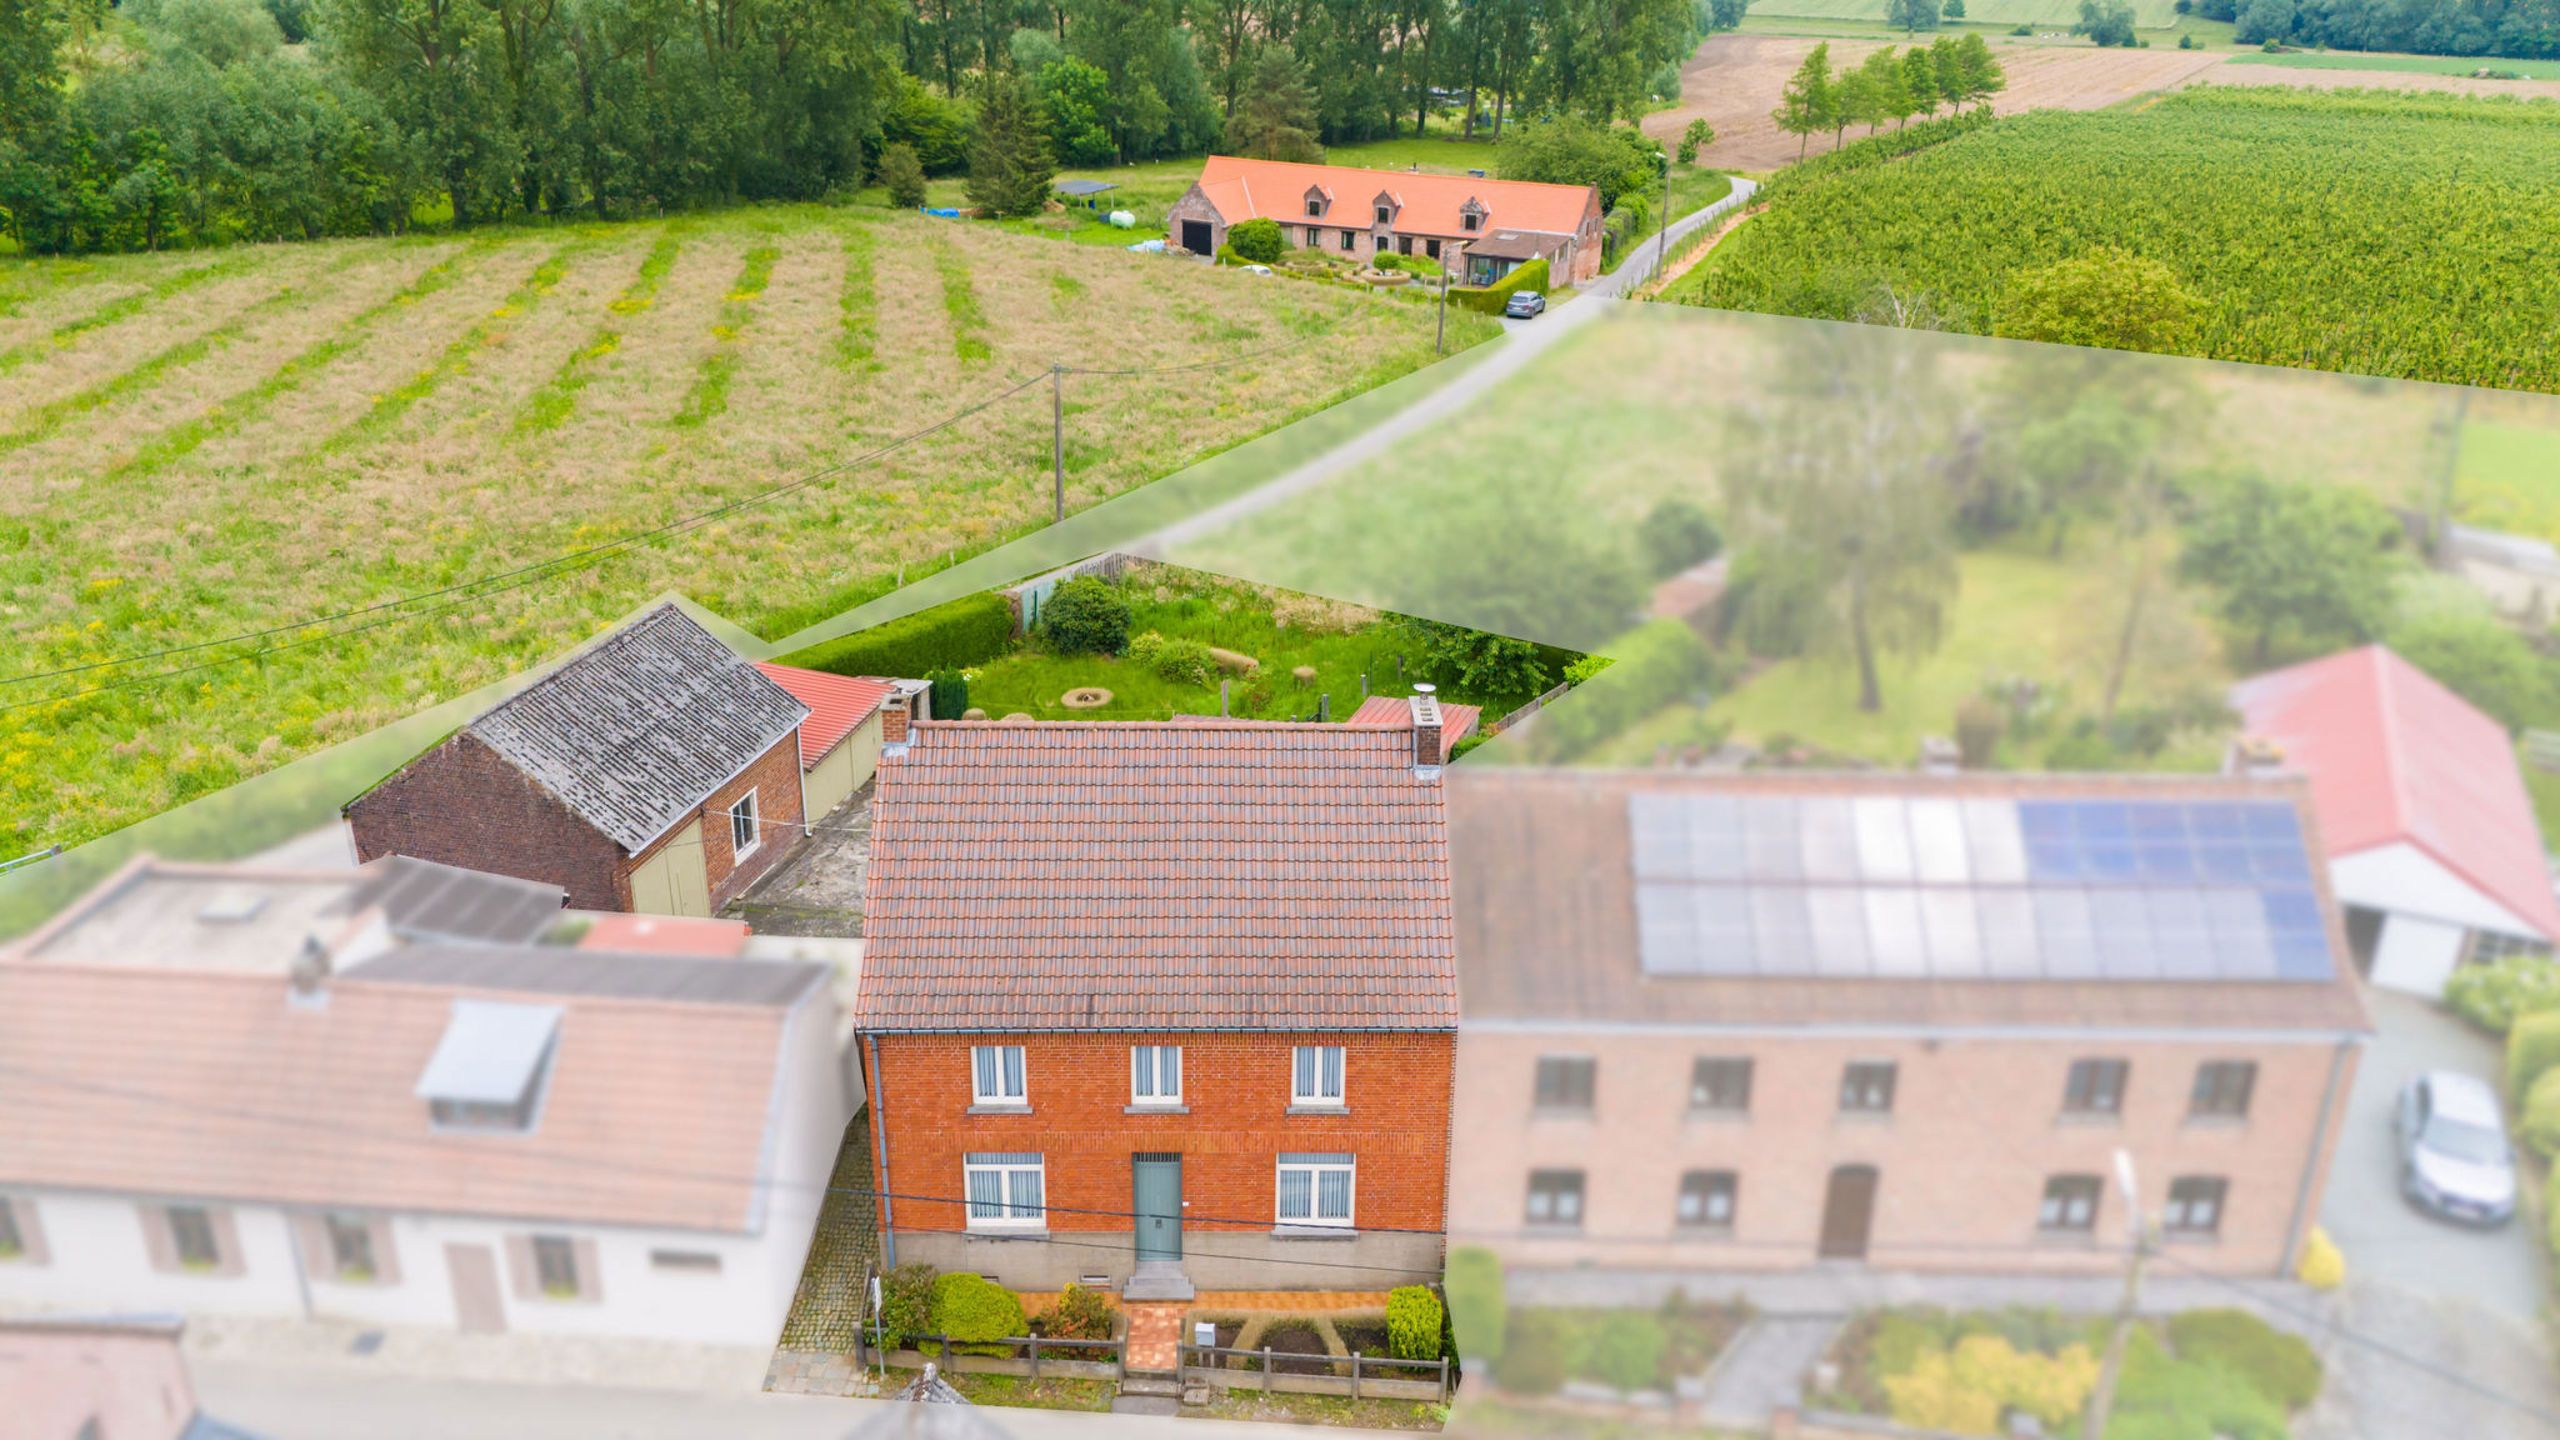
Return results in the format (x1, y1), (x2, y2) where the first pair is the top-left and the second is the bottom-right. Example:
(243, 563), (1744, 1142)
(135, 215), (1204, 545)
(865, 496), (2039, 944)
(865, 1031), (896, 1271)
(2279, 1036), (2358, 1278)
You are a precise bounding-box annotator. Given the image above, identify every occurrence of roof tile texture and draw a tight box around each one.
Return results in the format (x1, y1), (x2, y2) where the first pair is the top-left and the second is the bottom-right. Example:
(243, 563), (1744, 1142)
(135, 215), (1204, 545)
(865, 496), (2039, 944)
(753, 663), (895, 769)
(1194, 156), (1597, 238)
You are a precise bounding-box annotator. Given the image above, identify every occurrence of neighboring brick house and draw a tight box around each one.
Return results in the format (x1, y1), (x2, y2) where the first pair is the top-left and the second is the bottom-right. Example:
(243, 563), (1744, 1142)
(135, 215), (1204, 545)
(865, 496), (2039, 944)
(1446, 769), (2371, 1280)
(345, 605), (809, 917)
(1163, 157), (1606, 286)
(0, 855), (849, 1347)
(852, 695), (1461, 1297)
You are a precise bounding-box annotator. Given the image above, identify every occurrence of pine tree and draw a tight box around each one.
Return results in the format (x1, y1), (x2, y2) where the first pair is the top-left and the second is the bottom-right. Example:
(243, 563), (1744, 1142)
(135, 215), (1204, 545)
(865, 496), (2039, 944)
(879, 142), (929, 209)
(1772, 42), (1835, 161)
(1222, 46), (1323, 163)
(966, 73), (1055, 219)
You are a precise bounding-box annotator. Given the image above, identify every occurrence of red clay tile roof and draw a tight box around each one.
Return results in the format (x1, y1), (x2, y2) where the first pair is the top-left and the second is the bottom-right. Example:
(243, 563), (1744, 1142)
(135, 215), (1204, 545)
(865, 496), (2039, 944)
(753, 663), (895, 769)
(575, 913), (752, 956)
(1192, 157), (1598, 239)
(0, 953), (824, 1231)
(2232, 645), (2560, 942)
(855, 721), (1457, 1032)
(1349, 695), (1482, 746)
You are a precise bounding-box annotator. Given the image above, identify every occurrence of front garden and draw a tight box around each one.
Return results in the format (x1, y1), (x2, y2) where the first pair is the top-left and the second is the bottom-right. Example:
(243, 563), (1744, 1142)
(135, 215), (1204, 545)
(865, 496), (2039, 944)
(1809, 1304), (2322, 1439)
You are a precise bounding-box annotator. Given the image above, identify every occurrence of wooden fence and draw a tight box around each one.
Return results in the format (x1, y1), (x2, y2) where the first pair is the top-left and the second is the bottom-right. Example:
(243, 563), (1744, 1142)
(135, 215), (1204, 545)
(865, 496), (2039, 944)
(858, 1332), (1125, 1383)
(1178, 1341), (1450, 1403)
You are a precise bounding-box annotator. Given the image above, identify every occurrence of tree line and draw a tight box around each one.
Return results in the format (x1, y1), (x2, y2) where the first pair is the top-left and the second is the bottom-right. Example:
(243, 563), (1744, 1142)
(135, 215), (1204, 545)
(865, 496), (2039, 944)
(2190, 0), (2560, 60)
(1771, 37), (2004, 160)
(1, 0), (1745, 255)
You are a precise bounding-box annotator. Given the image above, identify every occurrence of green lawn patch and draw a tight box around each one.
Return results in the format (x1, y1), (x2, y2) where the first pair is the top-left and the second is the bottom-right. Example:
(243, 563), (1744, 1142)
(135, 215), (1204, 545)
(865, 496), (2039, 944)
(1329, 131), (1505, 174)
(2451, 416), (2560, 545)
(2228, 50), (2560, 79)
(1191, 1391), (1448, 1430)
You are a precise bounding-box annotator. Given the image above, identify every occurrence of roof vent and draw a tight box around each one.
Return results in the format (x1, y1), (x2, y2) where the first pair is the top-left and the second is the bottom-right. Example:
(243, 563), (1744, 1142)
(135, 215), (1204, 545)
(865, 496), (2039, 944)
(2228, 735), (2287, 779)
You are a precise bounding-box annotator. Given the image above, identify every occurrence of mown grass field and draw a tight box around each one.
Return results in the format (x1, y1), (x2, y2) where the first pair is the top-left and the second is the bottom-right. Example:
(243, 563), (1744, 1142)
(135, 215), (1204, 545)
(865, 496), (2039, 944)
(0, 204), (1496, 852)
(1748, 0), (2182, 28)
(2227, 50), (2560, 79)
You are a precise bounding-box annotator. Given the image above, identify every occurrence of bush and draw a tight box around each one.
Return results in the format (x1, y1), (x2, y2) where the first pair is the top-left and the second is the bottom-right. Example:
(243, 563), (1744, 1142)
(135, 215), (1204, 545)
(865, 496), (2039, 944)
(2167, 1308), (2321, 1410)
(2508, 1009), (2560, 1104)
(2295, 1225), (2345, 1291)
(2115, 1328), (2291, 1440)
(1639, 496), (1723, 579)
(2043, 721), (2120, 772)
(1955, 697), (2006, 768)
(2523, 1068), (2560, 1160)
(879, 1262), (938, 1347)
(1127, 629), (1215, 685)
(1387, 1285), (1445, 1361)
(1535, 619), (1718, 760)
(2444, 954), (2560, 1034)
(1229, 217), (1285, 264)
(1493, 1308), (1567, 1395)
(879, 141), (929, 208)
(931, 1272), (1028, 1357)
(776, 590), (1016, 681)
(1445, 1246), (1506, 1362)
(925, 666), (969, 721)
(1450, 257), (1551, 315)
(1582, 1310), (1668, 1392)
(1039, 575), (1132, 655)
(1040, 1282), (1116, 1341)
(1884, 1334), (2097, 1434)
(1677, 118), (1714, 166)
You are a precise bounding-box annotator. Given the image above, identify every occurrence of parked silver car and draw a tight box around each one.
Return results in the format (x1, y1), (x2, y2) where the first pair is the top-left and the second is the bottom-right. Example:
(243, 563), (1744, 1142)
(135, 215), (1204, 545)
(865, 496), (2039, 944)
(1503, 290), (1546, 319)
(2395, 1070), (2518, 1225)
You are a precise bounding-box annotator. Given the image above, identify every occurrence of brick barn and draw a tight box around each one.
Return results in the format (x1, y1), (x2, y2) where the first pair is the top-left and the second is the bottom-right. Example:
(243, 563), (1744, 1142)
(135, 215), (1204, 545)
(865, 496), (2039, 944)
(1162, 157), (1606, 286)
(852, 695), (1461, 1299)
(345, 605), (809, 917)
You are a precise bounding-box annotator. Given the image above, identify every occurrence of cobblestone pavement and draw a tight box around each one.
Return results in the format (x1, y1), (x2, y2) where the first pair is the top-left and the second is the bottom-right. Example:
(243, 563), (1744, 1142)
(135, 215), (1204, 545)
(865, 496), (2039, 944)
(727, 786), (871, 938)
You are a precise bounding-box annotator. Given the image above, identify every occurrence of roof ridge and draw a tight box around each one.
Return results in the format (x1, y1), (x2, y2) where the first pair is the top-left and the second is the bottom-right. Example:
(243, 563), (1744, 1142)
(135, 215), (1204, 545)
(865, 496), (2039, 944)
(467, 601), (694, 734)
(2367, 644), (2418, 842)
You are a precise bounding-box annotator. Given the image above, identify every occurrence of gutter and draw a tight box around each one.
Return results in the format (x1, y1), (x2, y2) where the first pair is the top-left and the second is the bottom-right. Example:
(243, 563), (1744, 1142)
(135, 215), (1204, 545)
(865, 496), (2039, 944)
(2279, 1033), (2361, 1277)
(864, 1031), (896, 1271)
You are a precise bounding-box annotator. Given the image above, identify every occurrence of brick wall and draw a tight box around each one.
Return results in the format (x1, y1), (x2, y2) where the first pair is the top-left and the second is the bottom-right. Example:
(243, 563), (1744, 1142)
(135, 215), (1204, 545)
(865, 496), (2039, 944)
(689, 734), (806, 909)
(874, 1030), (1455, 1243)
(1448, 1028), (2360, 1278)
(347, 733), (623, 910)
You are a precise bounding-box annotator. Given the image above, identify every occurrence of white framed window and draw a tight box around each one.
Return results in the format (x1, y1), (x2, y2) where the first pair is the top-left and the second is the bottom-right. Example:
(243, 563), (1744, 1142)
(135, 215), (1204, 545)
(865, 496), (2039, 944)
(729, 790), (760, 858)
(1132, 1045), (1182, 1105)
(324, 1213), (377, 1280)
(964, 1153), (1047, 1229)
(1525, 1169), (1584, 1228)
(1276, 1153), (1355, 1228)
(1676, 1170), (1737, 1230)
(971, 1045), (1027, 1106)
(1291, 1045), (1345, 1106)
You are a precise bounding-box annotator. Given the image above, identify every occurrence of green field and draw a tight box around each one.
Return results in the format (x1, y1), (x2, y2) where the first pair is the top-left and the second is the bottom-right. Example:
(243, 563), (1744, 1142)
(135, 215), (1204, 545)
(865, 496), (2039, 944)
(2228, 50), (2560, 79)
(1687, 86), (2560, 391)
(1749, 0), (2181, 28)
(0, 204), (1496, 852)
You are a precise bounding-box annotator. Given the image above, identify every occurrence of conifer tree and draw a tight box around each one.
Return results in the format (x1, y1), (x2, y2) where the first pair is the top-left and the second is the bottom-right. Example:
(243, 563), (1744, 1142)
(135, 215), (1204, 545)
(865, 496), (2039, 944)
(966, 72), (1056, 218)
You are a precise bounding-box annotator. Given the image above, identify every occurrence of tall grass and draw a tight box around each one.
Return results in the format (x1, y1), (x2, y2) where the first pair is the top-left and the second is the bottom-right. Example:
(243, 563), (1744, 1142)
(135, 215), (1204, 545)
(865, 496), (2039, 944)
(514, 226), (684, 436)
(0, 276), (314, 455)
(674, 241), (780, 427)
(837, 225), (879, 371)
(320, 240), (587, 453)
(0, 254), (253, 375)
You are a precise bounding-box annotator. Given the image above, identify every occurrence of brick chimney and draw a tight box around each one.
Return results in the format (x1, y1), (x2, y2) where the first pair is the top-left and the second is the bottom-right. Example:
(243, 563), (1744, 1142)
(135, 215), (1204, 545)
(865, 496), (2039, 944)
(1411, 684), (1444, 777)
(882, 691), (911, 756)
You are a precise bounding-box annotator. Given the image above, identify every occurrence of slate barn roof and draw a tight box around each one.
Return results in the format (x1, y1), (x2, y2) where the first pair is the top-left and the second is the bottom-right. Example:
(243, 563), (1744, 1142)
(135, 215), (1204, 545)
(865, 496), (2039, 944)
(466, 605), (808, 853)
(854, 721), (1457, 1032)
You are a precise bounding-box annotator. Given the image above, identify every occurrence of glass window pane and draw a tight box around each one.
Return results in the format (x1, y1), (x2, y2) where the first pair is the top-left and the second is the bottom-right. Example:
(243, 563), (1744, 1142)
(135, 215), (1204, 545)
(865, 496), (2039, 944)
(1295, 1048), (1316, 1096)
(1279, 1169), (1311, 1219)
(1002, 1047), (1024, 1097)
(1323, 1047), (1344, 1097)
(974, 1048), (996, 1098)
(967, 1170), (1001, 1218)
(1317, 1169), (1351, 1220)
(1010, 1168), (1044, 1218)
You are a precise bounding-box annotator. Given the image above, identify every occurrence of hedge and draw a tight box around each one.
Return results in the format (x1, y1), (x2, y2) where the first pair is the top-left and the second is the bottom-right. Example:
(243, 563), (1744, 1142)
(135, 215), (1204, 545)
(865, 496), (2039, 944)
(1445, 1245), (1506, 1362)
(2165, 1308), (2321, 1411)
(932, 1272), (1028, 1357)
(1386, 1285), (1444, 1361)
(2444, 953), (2560, 1034)
(1450, 257), (1551, 315)
(2524, 1067), (2560, 1159)
(773, 590), (1015, 681)
(2507, 1009), (2560, 1104)
(1533, 617), (1717, 759)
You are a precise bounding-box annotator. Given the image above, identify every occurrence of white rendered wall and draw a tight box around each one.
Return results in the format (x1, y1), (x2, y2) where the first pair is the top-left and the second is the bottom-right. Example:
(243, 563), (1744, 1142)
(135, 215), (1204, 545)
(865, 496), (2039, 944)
(2368, 912), (2470, 998)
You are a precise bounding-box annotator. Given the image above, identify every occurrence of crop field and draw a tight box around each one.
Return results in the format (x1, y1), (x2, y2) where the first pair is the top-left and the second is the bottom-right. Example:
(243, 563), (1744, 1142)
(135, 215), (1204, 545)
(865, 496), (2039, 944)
(1749, 0), (2180, 28)
(1687, 86), (2560, 390)
(0, 206), (1493, 852)
(2224, 50), (2560, 81)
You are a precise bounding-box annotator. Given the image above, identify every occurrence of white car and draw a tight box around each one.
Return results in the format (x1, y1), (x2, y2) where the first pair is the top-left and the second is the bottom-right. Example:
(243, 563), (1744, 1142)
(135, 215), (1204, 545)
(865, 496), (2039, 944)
(2395, 1070), (2518, 1225)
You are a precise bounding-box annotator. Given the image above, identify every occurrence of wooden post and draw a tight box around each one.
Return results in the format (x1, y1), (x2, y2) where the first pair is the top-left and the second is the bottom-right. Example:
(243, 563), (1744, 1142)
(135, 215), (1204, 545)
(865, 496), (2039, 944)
(1028, 1336), (1041, 1381)
(1351, 1353), (1362, 1400)
(1263, 1348), (1274, 1393)
(940, 1334), (953, 1371)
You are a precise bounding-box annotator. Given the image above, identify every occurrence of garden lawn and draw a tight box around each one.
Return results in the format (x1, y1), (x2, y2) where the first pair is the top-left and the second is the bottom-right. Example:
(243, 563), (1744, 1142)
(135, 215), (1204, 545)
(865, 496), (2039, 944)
(1705, 545), (2237, 767)
(0, 207), (1496, 852)
(2449, 416), (2560, 546)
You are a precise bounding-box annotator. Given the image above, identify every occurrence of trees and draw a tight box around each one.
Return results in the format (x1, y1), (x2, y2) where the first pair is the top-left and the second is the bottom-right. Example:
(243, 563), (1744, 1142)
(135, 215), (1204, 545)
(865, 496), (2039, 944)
(2178, 474), (2403, 665)
(965, 72), (1054, 219)
(1221, 45), (1324, 163)
(1901, 44), (1942, 120)
(1848, 46), (1913, 134)
(1994, 246), (2203, 354)
(878, 141), (928, 208)
(1772, 41), (1836, 159)
(1956, 34), (2006, 104)
(1887, 0), (1942, 32)
(1497, 115), (1663, 212)
(1037, 58), (1117, 168)
(2075, 0), (2139, 45)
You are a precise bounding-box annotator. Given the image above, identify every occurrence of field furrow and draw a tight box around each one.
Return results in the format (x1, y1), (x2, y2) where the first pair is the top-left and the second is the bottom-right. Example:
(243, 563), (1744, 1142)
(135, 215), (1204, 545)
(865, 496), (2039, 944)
(927, 234), (994, 365)
(672, 239), (783, 429)
(836, 222), (880, 373)
(511, 226), (686, 438)
(0, 254), (259, 379)
(0, 256), (317, 423)
(514, 230), (746, 467)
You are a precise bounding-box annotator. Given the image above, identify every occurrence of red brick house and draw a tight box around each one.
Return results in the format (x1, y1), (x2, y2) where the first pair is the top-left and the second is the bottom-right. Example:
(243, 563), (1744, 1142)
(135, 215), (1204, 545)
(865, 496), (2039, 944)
(1163, 157), (1606, 286)
(852, 695), (1461, 1298)
(345, 605), (809, 917)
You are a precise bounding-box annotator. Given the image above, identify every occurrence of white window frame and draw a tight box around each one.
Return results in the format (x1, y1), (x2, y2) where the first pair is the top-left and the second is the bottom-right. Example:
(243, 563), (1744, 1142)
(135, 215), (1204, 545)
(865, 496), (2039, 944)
(971, 1045), (1027, 1106)
(1675, 1170), (1737, 1230)
(729, 789), (761, 859)
(1291, 1045), (1346, 1107)
(1275, 1154), (1356, 1229)
(1131, 1045), (1182, 1105)
(963, 1154), (1047, 1230)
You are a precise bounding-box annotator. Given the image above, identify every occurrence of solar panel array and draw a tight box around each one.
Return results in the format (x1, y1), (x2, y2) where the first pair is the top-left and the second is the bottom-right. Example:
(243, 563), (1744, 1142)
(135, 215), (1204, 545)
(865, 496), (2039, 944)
(1628, 794), (2336, 983)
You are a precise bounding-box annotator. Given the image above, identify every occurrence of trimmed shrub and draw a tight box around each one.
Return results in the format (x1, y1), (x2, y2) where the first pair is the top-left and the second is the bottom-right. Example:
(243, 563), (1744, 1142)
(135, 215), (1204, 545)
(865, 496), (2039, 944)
(2445, 954), (2560, 1034)
(2523, 1068), (2560, 1159)
(925, 666), (969, 720)
(2509, 1009), (2560, 1104)
(776, 591), (1015, 681)
(1229, 217), (1285, 264)
(1040, 575), (1132, 655)
(1450, 257), (1551, 315)
(931, 1272), (1028, 1357)
(1039, 1282), (1116, 1341)
(1492, 1307), (1566, 1395)
(1534, 619), (1718, 760)
(1445, 1245), (1506, 1362)
(1127, 629), (1215, 685)
(1386, 1285), (1444, 1361)
(2167, 1308), (2321, 1411)
(1638, 495), (1723, 580)
(879, 1262), (938, 1347)
(2295, 1225), (2345, 1291)
(1584, 1310), (1667, 1392)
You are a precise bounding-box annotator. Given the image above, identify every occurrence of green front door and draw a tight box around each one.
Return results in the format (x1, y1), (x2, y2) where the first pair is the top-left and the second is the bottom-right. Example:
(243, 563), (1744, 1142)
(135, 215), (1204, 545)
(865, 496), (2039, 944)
(1134, 1155), (1182, 1262)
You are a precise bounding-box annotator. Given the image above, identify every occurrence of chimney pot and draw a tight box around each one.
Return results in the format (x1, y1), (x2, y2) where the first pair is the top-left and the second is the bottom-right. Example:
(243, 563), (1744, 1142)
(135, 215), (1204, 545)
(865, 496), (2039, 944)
(2229, 734), (2285, 778)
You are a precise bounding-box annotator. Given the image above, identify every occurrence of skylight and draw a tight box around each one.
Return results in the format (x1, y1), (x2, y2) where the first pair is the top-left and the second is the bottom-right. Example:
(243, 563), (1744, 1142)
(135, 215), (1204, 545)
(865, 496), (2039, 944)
(415, 999), (564, 1132)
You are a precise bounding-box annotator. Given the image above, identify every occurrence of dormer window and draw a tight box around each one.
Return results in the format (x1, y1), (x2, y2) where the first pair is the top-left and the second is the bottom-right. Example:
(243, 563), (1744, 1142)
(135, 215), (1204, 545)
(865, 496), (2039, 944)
(416, 999), (563, 1133)
(1370, 190), (1400, 228)
(1306, 198), (1323, 216)
(1303, 184), (1330, 218)
(1460, 198), (1486, 233)
(1376, 205), (1393, 225)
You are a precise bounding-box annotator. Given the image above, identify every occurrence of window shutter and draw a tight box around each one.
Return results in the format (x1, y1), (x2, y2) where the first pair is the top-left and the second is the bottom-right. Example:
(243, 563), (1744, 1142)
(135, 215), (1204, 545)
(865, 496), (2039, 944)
(138, 1205), (179, 1274)
(573, 1237), (603, 1302)
(6, 1198), (48, 1266)
(506, 1234), (540, 1300)
(370, 1216), (403, 1286)
(206, 1207), (245, 1277)
(291, 1212), (333, 1279)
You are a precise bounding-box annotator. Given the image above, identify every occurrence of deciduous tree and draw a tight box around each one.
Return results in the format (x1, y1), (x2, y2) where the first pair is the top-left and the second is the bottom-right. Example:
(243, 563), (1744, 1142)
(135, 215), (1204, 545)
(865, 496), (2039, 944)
(2178, 474), (2404, 665)
(1772, 41), (1835, 160)
(1995, 246), (2202, 355)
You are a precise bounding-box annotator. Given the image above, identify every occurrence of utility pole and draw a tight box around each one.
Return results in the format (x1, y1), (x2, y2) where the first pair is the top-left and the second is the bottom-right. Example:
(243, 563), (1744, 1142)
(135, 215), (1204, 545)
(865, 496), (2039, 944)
(1652, 155), (1674, 286)
(1050, 362), (1066, 522)
(2084, 1149), (2153, 1440)
(1435, 269), (1449, 355)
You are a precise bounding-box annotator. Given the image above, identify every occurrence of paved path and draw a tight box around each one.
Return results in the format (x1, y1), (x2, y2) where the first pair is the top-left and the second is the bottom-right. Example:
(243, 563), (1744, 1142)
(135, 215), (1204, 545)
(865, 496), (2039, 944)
(1698, 1315), (1842, 1430)
(1583, 176), (1758, 300)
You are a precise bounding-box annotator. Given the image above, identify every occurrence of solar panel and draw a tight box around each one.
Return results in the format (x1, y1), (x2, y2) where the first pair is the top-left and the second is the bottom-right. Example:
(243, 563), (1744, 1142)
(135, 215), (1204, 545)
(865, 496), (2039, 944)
(1627, 793), (2342, 983)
